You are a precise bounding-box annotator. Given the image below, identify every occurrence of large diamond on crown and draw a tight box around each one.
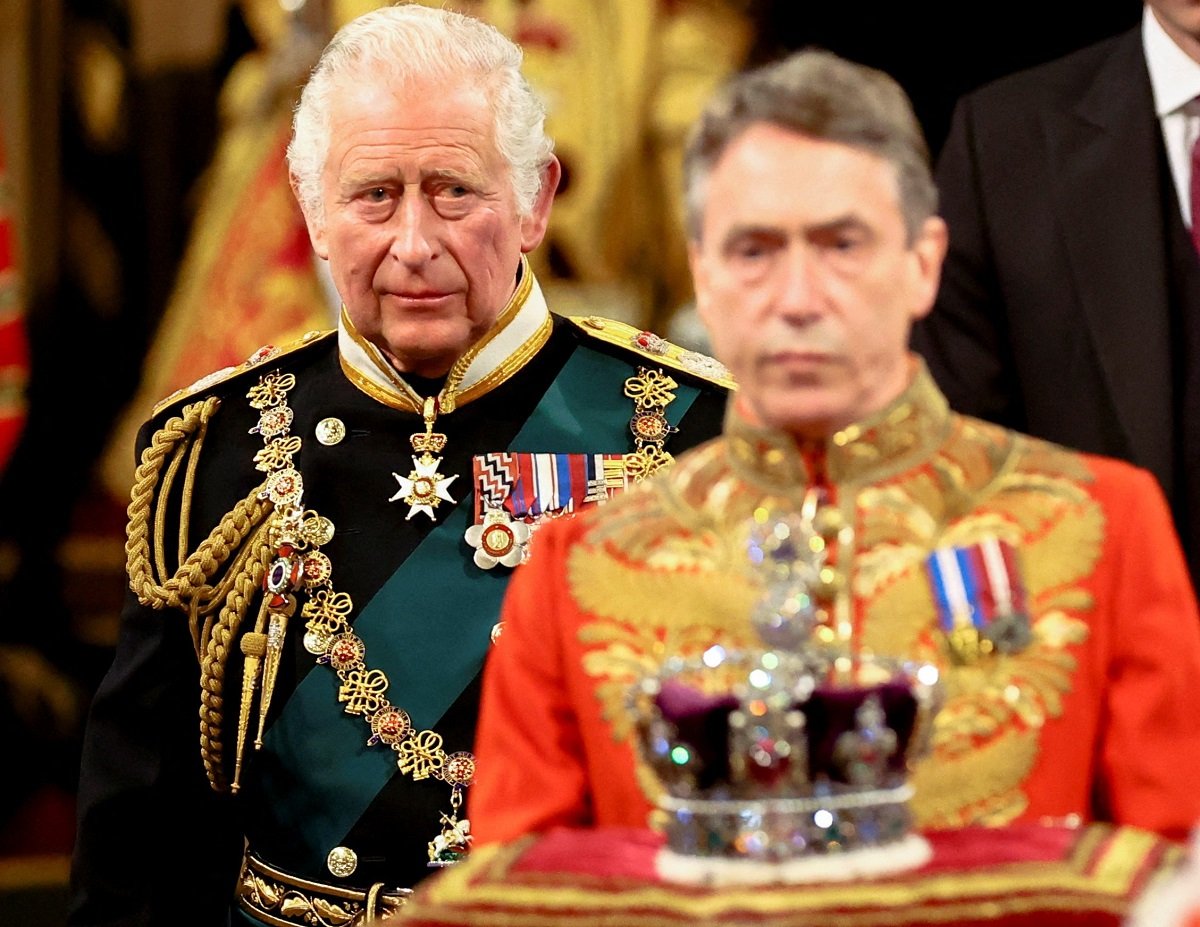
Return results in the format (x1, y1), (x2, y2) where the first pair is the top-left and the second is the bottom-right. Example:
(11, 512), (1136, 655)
(628, 508), (943, 885)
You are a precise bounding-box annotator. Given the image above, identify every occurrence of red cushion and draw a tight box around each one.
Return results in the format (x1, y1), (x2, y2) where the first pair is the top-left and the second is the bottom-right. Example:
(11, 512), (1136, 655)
(400, 823), (1183, 927)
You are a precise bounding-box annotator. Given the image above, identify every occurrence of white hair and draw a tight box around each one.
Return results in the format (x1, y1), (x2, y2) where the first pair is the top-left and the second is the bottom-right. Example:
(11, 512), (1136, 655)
(287, 3), (554, 223)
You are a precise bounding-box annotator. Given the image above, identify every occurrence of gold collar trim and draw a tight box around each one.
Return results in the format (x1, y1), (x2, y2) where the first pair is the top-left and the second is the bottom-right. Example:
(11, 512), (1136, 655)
(337, 256), (550, 413)
(725, 359), (953, 490)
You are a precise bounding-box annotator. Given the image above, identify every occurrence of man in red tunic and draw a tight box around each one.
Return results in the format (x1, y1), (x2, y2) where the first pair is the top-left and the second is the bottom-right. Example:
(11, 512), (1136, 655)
(471, 49), (1200, 847)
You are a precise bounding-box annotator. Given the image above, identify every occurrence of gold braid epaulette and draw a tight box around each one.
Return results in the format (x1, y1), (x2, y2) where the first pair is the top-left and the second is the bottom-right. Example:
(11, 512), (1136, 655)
(124, 396), (277, 791)
(567, 315), (737, 390)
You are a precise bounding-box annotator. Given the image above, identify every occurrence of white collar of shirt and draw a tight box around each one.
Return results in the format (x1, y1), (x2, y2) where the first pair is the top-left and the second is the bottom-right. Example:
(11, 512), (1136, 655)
(1144, 4), (1200, 226)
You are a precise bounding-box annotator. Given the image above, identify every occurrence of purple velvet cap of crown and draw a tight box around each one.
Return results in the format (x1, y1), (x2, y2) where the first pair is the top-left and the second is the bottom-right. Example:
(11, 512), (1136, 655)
(804, 682), (917, 781)
(654, 681), (740, 789)
(653, 678), (917, 787)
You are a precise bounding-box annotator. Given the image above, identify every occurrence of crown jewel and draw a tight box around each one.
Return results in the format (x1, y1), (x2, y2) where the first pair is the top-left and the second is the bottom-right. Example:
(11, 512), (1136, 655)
(631, 502), (942, 884)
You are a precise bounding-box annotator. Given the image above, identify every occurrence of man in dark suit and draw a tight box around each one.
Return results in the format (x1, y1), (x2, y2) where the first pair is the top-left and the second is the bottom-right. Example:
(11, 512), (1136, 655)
(912, 0), (1200, 590)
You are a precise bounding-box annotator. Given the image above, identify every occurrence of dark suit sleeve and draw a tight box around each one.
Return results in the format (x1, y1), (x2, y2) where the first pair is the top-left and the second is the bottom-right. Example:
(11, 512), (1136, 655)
(911, 95), (1028, 432)
(68, 423), (244, 926)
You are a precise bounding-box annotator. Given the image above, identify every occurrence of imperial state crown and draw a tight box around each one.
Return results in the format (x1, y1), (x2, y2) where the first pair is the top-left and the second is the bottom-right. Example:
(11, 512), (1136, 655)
(629, 505), (943, 885)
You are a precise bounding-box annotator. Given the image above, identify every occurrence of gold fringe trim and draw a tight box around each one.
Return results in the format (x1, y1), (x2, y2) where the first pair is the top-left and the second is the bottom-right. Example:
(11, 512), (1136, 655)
(409, 826), (1170, 926)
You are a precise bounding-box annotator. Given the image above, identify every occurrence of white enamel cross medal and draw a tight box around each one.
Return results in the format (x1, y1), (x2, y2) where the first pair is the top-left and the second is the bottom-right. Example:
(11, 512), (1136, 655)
(390, 397), (458, 520)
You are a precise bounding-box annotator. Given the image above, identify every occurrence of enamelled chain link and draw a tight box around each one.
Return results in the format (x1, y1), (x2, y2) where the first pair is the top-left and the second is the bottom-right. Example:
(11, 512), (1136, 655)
(246, 371), (476, 845)
(622, 366), (679, 481)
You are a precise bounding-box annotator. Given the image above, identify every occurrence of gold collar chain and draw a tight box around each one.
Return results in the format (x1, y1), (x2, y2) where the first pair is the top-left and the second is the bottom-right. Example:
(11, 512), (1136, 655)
(237, 368), (475, 869)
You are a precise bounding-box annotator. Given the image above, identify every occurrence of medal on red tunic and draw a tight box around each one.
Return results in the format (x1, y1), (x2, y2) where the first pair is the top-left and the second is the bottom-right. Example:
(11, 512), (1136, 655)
(926, 537), (1032, 664)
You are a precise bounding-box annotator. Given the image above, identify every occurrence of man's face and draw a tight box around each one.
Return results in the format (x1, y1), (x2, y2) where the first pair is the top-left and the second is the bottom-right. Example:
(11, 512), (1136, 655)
(690, 123), (946, 438)
(302, 73), (556, 377)
(1149, 0), (1200, 63)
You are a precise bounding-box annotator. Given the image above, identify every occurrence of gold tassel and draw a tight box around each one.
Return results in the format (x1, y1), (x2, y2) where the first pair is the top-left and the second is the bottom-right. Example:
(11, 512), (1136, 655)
(233, 593), (272, 792)
(254, 596), (295, 749)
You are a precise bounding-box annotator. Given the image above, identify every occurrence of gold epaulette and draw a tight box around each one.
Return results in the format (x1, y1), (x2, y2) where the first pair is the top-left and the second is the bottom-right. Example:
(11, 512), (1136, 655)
(151, 329), (336, 417)
(568, 315), (737, 391)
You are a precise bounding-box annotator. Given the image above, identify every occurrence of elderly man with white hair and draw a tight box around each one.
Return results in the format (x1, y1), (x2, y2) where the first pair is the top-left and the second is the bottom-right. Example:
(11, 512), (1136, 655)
(68, 5), (729, 925)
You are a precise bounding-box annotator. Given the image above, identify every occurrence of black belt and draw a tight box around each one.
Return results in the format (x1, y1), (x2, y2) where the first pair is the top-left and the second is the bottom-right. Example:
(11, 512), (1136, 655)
(237, 852), (412, 926)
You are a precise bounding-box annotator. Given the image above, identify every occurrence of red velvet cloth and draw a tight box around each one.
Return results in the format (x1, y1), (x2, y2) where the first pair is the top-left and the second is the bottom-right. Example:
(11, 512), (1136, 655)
(399, 824), (1183, 927)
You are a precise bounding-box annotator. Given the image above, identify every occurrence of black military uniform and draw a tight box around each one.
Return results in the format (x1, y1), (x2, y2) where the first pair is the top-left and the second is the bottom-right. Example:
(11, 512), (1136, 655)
(69, 266), (731, 926)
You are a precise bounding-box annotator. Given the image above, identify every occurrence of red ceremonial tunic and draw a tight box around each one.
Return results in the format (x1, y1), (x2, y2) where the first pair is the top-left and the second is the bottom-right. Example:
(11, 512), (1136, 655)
(472, 366), (1200, 846)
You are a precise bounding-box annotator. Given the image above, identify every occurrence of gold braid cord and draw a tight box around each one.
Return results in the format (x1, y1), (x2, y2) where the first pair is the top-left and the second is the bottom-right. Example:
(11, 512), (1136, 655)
(124, 396), (277, 790)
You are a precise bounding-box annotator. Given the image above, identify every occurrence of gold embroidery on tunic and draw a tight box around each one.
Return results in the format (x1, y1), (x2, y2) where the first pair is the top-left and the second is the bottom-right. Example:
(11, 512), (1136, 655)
(571, 367), (1105, 827)
(855, 423), (1102, 826)
(911, 729), (1037, 826)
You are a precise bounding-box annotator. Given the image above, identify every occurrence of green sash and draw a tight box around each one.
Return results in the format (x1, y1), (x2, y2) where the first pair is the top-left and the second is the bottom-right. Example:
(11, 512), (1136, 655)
(259, 345), (700, 873)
